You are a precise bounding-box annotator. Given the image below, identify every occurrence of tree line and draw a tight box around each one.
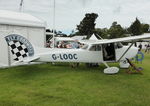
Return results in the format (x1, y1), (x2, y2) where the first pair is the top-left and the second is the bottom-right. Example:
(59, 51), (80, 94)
(71, 13), (150, 39)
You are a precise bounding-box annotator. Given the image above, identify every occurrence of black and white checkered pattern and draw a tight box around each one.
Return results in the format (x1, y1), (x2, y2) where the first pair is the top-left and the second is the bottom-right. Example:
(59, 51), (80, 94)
(8, 40), (29, 61)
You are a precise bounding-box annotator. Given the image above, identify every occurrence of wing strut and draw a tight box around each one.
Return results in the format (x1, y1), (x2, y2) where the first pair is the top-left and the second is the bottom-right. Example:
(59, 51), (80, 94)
(102, 62), (110, 68)
(118, 42), (134, 62)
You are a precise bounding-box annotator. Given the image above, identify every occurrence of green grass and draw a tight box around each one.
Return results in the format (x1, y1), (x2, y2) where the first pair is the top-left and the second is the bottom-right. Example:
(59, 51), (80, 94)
(0, 53), (150, 106)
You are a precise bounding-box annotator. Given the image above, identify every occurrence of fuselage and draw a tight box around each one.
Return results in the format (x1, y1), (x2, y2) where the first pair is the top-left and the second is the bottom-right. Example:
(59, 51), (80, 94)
(35, 43), (139, 63)
(5, 34), (149, 65)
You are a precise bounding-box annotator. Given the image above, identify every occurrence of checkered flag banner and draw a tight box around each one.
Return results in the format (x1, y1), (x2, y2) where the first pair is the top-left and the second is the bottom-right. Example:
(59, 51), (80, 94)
(5, 34), (34, 61)
(8, 40), (28, 61)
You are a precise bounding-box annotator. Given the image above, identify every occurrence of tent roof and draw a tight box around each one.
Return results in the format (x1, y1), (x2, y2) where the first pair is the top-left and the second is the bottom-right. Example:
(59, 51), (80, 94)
(89, 34), (99, 40)
(0, 10), (46, 27)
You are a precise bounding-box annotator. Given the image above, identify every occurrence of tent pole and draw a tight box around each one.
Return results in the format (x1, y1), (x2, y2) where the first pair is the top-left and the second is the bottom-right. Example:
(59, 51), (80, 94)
(7, 45), (11, 66)
(52, 0), (56, 48)
(19, 0), (24, 12)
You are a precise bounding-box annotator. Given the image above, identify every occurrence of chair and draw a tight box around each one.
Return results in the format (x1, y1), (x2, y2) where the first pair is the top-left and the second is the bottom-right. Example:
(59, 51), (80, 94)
(126, 58), (143, 74)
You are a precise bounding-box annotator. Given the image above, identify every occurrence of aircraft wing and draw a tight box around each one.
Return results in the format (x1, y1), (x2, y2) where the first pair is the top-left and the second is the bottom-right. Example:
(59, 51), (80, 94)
(92, 33), (150, 45)
(79, 40), (96, 44)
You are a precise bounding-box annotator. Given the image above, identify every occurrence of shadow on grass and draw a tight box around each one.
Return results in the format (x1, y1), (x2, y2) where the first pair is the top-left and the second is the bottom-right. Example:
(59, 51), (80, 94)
(0, 100), (31, 106)
(0, 62), (132, 83)
(0, 64), (55, 81)
(1, 63), (107, 81)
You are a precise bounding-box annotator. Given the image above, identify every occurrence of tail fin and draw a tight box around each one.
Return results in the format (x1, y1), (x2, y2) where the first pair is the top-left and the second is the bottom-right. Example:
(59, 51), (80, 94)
(5, 34), (35, 61)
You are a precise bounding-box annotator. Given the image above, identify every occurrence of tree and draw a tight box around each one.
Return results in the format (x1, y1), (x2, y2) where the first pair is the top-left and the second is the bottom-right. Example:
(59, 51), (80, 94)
(129, 18), (143, 35)
(76, 13), (98, 39)
(108, 21), (125, 39)
(94, 28), (108, 39)
(141, 24), (149, 33)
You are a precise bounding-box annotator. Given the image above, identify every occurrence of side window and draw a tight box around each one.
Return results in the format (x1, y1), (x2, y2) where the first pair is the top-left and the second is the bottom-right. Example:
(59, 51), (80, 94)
(89, 45), (96, 51)
(89, 45), (101, 51)
(96, 45), (101, 51)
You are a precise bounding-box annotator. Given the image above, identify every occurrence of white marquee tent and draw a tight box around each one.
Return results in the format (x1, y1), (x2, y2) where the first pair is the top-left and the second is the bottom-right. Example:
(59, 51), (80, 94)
(0, 10), (46, 67)
(89, 34), (99, 40)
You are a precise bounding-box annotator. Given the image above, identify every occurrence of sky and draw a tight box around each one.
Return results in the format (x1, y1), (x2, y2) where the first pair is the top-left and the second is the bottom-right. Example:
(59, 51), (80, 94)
(0, 0), (150, 34)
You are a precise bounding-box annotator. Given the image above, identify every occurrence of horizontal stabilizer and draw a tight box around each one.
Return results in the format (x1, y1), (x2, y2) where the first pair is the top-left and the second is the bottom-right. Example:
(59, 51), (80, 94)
(12, 56), (40, 64)
(22, 56), (40, 62)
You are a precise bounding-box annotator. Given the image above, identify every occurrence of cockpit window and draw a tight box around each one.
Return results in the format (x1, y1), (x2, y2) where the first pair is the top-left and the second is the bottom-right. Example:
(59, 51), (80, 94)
(115, 43), (123, 49)
(89, 44), (101, 51)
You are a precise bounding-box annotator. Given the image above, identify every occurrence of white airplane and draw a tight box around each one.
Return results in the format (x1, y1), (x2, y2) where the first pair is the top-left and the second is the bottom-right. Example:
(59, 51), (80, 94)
(4, 34), (150, 74)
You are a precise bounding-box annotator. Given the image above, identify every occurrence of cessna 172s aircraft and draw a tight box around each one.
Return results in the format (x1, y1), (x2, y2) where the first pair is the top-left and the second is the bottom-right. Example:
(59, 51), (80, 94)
(4, 34), (150, 74)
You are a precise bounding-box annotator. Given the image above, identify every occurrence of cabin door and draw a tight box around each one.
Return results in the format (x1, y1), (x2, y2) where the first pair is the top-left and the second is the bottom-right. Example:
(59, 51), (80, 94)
(102, 43), (116, 62)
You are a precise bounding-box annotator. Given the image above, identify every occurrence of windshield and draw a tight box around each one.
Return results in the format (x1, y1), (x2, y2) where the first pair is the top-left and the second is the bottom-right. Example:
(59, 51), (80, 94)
(81, 44), (89, 50)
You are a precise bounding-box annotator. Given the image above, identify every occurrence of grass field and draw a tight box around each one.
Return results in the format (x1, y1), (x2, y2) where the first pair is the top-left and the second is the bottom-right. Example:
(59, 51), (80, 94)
(0, 53), (150, 106)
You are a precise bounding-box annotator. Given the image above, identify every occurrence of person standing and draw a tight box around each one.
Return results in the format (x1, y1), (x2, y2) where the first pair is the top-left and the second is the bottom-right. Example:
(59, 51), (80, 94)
(147, 43), (150, 53)
(138, 43), (142, 51)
